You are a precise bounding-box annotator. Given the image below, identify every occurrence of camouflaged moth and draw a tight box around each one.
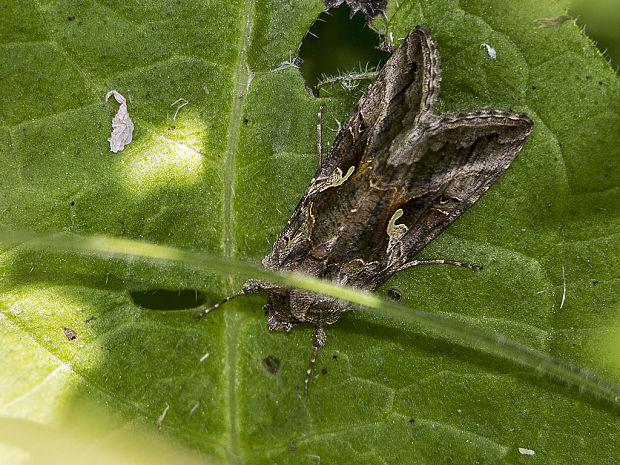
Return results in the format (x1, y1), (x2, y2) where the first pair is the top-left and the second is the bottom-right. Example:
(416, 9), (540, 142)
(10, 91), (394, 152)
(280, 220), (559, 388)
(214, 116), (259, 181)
(198, 26), (533, 394)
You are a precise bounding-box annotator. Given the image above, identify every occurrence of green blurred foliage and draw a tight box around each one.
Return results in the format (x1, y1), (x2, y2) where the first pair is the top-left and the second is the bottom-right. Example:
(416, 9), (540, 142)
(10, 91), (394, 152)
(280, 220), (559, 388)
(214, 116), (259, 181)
(571, 0), (620, 68)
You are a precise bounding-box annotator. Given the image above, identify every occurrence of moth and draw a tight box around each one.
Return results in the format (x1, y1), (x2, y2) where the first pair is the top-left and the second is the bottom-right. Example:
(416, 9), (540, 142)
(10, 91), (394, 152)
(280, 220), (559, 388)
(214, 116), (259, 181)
(198, 26), (533, 393)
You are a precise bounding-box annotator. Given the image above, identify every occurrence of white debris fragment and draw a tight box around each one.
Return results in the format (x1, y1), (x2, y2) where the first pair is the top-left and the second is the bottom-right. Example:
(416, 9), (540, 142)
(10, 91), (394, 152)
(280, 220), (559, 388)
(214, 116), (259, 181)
(104, 90), (134, 152)
(188, 401), (200, 417)
(560, 264), (566, 309)
(170, 98), (188, 121)
(481, 43), (497, 60)
(156, 403), (170, 430)
(518, 447), (536, 456)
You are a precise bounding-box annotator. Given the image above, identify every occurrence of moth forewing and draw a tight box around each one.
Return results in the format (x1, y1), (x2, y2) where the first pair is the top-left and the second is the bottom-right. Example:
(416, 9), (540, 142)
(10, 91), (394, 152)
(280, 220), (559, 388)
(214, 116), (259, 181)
(381, 109), (533, 277)
(316, 26), (441, 184)
(198, 26), (533, 394)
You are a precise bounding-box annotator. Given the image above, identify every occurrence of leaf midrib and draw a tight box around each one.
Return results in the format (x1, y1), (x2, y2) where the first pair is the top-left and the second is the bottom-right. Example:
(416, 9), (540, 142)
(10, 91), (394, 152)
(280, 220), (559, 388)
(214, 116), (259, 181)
(221, 0), (256, 463)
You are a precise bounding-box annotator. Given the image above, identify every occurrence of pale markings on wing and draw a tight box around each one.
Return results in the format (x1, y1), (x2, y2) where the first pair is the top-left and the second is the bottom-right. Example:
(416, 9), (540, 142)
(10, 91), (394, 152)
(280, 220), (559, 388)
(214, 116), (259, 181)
(386, 208), (408, 250)
(328, 166), (355, 188)
(308, 166), (356, 195)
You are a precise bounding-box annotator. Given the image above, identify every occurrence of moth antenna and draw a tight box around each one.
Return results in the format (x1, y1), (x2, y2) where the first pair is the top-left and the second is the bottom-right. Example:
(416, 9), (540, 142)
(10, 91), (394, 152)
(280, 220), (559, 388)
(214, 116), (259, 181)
(196, 290), (246, 321)
(305, 326), (326, 395)
(317, 104), (324, 171)
(396, 259), (483, 272)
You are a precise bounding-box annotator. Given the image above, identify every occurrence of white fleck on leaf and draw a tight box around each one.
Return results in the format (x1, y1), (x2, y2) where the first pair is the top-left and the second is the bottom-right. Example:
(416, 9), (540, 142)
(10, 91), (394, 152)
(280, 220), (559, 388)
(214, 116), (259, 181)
(104, 90), (134, 153)
(481, 43), (497, 60)
(518, 447), (536, 456)
(170, 98), (188, 121)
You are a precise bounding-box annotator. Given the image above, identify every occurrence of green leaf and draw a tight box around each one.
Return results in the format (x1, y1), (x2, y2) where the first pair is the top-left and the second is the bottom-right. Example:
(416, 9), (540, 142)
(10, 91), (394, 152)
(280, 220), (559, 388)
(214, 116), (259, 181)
(1, 1), (618, 464)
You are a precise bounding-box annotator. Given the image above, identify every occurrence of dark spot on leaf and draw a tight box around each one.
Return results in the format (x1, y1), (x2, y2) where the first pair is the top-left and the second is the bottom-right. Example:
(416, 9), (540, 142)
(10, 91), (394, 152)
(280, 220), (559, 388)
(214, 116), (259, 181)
(385, 287), (402, 301)
(63, 327), (78, 341)
(263, 355), (281, 375)
(299, 3), (389, 92)
(130, 289), (207, 311)
(321, 368), (328, 375)
(408, 417), (415, 424)
(85, 315), (95, 323)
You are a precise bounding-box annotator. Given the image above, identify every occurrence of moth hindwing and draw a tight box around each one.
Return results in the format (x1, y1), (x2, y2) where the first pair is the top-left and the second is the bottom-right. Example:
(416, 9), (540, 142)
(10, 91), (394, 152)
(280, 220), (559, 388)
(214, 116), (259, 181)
(199, 26), (533, 394)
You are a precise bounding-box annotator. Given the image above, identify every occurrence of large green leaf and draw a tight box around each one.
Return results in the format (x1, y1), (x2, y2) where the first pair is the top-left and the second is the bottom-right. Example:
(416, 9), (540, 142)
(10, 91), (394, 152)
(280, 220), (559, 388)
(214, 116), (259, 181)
(1, 0), (618, 464)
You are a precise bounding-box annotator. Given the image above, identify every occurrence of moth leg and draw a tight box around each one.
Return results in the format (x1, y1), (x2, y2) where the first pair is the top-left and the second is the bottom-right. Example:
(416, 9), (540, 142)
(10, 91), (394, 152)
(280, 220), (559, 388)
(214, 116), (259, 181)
(396, 259), (483, 272)
(196, 290), (246, 320)
(196, 280), (265, 321)
(316, 104), (324, 171)
(304, 325), (327, 395)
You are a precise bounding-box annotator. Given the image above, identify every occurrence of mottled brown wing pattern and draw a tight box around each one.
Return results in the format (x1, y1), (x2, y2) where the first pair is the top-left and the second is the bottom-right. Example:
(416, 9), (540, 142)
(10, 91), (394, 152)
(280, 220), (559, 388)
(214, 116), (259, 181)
(264, 29), (532, 292)
(348, 108), (533, 289)
(263, 26), (440, 273)
(318, 25), (440, 178)
(199, 26), (533, 394)
(383, 110), (532, 267)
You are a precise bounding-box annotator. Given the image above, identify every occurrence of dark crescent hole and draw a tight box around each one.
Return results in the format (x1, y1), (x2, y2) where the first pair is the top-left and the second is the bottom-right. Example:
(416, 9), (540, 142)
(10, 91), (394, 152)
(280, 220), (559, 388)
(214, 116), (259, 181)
(385, 287), (403, 301)
(299, 4), (389, 91)
(130, 289), (206, 311)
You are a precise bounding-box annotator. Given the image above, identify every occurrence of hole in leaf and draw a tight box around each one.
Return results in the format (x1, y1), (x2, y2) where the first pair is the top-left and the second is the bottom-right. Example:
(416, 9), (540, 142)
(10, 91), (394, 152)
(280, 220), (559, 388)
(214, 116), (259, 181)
(384, 287), (403, 301)
(130, 289), (206, 311)
(299, 4), (389, 91)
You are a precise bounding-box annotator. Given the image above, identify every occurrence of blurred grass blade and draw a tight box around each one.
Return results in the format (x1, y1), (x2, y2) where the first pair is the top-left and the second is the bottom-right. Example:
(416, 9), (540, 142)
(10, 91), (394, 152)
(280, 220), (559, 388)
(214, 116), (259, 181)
(1, 228), (619, 408)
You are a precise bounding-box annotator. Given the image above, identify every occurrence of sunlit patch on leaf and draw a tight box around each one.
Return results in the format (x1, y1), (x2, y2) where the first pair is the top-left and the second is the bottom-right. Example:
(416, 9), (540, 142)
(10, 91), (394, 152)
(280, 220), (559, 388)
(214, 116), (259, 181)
(117, 115), (209, 193)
